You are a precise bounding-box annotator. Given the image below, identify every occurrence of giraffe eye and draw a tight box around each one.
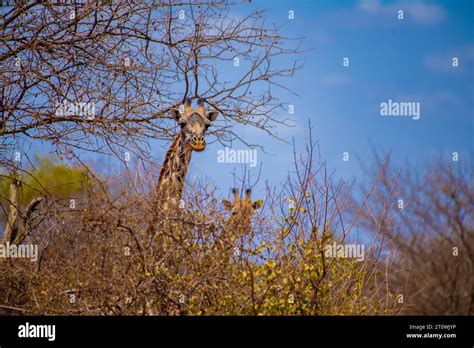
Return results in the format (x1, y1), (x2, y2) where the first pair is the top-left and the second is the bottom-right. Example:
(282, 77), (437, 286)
(232, 212), (237, 216)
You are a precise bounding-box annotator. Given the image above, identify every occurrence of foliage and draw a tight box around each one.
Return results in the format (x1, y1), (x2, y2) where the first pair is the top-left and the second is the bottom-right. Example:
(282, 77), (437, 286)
(0, 144), (399, 315)
(0, 157), (91, 206)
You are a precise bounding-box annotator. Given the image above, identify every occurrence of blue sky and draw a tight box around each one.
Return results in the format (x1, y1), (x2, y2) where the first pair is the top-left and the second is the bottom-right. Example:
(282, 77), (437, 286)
(185, 0), (474, 200)
(187, 0), (473, 199)
(21, 0), (473, 201)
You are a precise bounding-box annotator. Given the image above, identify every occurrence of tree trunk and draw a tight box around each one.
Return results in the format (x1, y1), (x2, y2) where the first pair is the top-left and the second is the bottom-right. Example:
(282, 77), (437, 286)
(13, 197), (43, 245)
(1, 178), (19, 245)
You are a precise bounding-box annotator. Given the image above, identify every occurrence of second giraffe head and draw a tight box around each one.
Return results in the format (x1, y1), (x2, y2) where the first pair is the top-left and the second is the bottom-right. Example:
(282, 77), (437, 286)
(223, 188), (263, 217)
(171, 98), (219, 152)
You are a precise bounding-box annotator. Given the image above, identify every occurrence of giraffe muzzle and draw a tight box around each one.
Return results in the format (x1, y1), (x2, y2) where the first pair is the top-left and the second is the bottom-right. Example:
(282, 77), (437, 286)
(189, 135), (206, 151)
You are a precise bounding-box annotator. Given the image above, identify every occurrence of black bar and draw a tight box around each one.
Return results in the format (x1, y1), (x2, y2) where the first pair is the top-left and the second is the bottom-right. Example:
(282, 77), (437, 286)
(0, 315), (472, 346)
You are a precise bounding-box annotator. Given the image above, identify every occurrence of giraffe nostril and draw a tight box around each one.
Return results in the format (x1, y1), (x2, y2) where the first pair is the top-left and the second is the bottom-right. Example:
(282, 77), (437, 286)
(193, 135), (205, 144)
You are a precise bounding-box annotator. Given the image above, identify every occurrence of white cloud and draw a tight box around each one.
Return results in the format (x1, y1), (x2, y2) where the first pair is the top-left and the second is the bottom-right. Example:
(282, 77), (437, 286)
(424, 43), (474, 73)
(321, 73), (351, 88)
(357, 0), (445, 25)
(357, 0), (383, 14)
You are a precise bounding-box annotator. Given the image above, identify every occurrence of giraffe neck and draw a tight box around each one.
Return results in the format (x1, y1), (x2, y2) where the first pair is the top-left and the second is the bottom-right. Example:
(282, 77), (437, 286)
(156, 132), (193, 206)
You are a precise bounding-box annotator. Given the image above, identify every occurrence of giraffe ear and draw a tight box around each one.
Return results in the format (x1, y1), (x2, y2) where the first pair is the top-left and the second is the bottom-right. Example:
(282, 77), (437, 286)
(252, 199), (263, 210)
(171, 108), (181, 121)
(222, 199), (233, 211)
(206, 110), (219, 122)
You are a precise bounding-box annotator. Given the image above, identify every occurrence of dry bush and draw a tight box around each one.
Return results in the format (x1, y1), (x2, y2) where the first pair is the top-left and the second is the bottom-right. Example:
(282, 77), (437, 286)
(0, 137), (399, 315)
(352, 153), (474, 315)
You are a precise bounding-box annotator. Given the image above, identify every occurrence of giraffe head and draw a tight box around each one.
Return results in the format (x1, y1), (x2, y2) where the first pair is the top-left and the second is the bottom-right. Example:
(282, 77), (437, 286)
(223, 188), (263, 225)
(170, 98), (219, 152)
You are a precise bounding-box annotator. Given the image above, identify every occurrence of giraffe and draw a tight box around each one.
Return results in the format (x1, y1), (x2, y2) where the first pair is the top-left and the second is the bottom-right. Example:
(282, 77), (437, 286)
(222, 188), (263, 234)
(219, 188), (263, 260)
(146, 98), (218, 315)
(156, 98), (219, 209)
